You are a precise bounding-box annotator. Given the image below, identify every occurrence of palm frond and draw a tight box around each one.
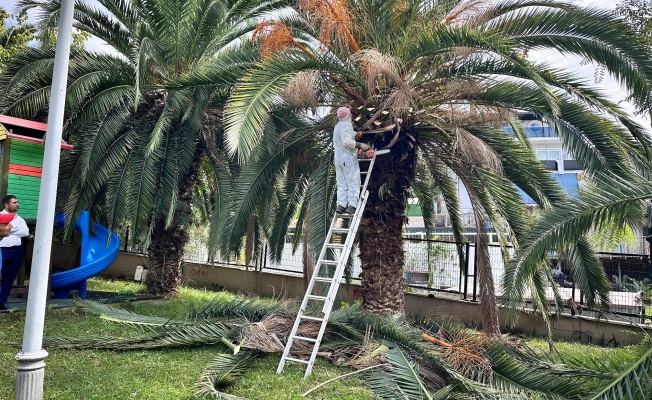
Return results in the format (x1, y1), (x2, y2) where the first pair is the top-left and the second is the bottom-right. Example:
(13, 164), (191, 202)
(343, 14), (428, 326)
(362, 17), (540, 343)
(75, 299), (187, 329)
(189, 292), (287, 321)
(365, 344), (436, 400)
(192, 350), (260, 400)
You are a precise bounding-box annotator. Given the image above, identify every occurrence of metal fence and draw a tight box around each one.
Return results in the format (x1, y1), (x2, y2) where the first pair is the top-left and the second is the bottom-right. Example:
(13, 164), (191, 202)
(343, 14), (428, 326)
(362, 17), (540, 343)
(116, 231), (651, 324)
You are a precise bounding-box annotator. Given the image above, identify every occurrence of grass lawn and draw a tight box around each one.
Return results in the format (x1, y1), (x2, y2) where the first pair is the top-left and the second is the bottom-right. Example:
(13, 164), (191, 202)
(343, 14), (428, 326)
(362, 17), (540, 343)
(0, 278), (376, 400)
(1, 277), (650, 399)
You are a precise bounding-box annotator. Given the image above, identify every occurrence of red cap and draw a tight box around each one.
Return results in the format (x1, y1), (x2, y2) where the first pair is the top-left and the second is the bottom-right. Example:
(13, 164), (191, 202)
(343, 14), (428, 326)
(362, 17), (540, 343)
(0, 213), (15, 224)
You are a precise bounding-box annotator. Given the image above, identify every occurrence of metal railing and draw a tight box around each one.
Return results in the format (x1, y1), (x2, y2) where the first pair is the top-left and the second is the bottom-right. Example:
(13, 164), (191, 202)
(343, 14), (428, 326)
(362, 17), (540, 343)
(113, 231), (651, 324)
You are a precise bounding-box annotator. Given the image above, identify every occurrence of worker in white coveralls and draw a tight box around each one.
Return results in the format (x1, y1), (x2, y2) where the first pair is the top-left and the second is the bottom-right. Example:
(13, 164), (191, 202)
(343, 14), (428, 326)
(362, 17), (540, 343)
(333, 106), (370, 215)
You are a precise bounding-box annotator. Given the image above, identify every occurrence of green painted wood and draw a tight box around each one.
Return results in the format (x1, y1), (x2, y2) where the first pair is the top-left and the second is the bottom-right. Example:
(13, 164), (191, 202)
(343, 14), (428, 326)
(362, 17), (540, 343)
(7, 173), (41, 219)
(9, 140), (45, 167)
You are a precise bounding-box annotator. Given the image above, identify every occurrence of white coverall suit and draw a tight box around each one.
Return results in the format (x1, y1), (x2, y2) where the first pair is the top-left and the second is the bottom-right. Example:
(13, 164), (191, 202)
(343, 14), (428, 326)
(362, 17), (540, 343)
(333, 111), (361, 209)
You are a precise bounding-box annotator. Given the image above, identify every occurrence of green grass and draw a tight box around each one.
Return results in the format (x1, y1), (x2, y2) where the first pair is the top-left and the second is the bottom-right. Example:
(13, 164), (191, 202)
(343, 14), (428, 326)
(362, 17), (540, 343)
(527, 337), (649, 371)
(0, 278), (376, 400)
(2, 277), (649, 399)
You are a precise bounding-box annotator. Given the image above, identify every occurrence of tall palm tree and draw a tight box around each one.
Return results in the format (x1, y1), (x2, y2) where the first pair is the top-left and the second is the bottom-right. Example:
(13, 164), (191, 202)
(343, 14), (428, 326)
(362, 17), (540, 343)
(223, 0), (652, 335)
(0, 0), (290, 294)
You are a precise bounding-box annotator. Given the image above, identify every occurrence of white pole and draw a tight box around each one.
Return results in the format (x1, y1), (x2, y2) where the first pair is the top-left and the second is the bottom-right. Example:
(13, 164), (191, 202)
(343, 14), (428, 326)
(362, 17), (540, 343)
(15, 0), (75, 398)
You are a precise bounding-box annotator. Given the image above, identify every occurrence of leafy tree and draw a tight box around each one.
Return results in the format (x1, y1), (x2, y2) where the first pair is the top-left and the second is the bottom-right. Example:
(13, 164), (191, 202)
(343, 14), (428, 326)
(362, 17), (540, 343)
(617, 0), (652, 41)
(36, 27), (90, 52)
(223, 0), (652, 335)
(0, 8), (34, 72)
(0, 0), (289, 295)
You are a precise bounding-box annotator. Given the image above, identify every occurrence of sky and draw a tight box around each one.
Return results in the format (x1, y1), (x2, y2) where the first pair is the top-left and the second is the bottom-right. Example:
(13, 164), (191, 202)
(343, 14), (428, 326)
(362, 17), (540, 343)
(2, 0), (651, 128)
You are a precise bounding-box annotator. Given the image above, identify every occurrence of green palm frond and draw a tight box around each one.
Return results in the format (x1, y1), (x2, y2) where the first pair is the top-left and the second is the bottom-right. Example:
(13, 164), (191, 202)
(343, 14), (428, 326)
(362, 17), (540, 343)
(43, 322), (236, 350)
(74, 299), (187, 329)
(224, 53), (323, 159)
(189, 292), (287, 320)
(192, 350), (260, 400)
(503, 171), (649, 318)
(364, 344), (436, 400)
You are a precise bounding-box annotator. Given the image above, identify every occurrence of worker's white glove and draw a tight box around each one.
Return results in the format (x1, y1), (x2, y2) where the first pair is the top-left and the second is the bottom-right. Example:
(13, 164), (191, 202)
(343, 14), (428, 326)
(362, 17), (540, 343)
(357, 142), (370, 151)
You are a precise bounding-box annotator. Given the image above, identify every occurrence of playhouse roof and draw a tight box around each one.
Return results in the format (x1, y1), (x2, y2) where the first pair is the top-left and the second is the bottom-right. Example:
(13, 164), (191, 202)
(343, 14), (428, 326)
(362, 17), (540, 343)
(0, 115), (73, 150)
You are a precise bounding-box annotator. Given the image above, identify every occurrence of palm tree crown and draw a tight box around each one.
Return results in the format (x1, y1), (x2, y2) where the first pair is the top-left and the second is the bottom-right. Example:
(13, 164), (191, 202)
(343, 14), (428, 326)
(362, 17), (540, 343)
(0, 0), (290, 294)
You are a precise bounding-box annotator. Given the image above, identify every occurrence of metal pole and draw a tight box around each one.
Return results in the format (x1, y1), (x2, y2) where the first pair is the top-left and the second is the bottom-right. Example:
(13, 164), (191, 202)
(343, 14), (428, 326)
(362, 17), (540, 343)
(15, 1), (74, 398)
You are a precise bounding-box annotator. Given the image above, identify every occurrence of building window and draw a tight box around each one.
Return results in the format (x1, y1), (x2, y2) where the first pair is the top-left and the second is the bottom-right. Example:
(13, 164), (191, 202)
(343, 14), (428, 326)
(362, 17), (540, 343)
(536, 149), (561, 160)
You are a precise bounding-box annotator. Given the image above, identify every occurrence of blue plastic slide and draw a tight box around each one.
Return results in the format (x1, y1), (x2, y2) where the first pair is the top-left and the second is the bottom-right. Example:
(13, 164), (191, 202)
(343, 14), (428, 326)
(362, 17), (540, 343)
(50, 211), (121, 299)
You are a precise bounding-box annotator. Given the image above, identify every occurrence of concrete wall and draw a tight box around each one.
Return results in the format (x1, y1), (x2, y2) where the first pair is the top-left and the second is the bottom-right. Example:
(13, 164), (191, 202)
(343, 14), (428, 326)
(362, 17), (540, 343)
(93, 254), (651, 345)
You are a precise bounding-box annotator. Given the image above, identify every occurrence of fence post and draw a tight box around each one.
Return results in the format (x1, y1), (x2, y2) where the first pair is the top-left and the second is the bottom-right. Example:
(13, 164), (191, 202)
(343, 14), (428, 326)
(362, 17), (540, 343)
(472, 241), (478, 302)
(124, 226), (129, 252)
(262, 244), (268, 271)
(463, 243), (470, 300)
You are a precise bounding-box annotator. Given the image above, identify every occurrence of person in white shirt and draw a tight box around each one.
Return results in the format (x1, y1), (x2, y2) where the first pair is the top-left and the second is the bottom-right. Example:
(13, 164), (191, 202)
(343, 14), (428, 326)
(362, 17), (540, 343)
(333, 106), (370, 215)
(0, 195), (29, 310)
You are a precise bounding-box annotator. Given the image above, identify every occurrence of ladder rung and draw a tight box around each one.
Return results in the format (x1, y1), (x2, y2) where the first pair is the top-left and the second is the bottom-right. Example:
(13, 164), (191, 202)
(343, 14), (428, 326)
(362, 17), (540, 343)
(293, 335), (318, 343)
(360, 171), (367, 174)
(314, 277), (333, 283)
(300, 315), (325, 322)
(358, 159), (372, 162)
(331, 228), (349, 234)
(336, 213), (353, 219)
(326, 244), (344, 249)
(307, 295), (327, 301)
(285, 357), (310, 364)
(320, 260), (338, 265)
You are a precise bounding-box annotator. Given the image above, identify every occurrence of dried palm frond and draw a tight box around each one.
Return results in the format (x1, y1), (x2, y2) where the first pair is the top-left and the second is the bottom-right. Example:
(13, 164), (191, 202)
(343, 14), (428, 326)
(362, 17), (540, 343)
(471, 106), (512, 124)
(422, 330), (493, 378)
(445, 0), (486, 26)
(252, 20), (311, 58)
(344, 326), (389, 369)
(383, 85), (418, 117)
(442, 78), (484, 99)
(353, 49), (400, 91)
(283, 70), (319, 107)
(299, 0), (359, 51)
(453, 127), (502, 173)
(237, 314), (322, 354)
(346, 342), (390, 369)
(446, 334), (493, 378)
(238, 315), (286, 353)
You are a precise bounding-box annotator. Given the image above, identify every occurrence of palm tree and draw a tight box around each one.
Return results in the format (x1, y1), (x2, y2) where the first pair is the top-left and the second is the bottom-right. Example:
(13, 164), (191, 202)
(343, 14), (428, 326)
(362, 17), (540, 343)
(222, 0), (652, 335)
(0, 0), (290, 295)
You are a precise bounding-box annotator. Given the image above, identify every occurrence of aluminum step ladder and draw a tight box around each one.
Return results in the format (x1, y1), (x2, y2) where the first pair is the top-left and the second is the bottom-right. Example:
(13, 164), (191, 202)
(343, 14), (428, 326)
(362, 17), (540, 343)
(277, 149), (389, 377)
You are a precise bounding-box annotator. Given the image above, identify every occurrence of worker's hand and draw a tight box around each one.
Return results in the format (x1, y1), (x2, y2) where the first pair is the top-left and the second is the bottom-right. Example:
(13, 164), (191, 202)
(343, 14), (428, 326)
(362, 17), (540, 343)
(0, 223), (10, 238)
(358, 143), (370, 151)
(355, 131), (363, 139)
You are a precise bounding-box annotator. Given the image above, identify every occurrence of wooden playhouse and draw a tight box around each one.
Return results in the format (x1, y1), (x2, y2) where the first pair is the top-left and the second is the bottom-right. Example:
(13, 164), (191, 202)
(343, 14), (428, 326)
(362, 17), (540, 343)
(0, 115), (73, 222)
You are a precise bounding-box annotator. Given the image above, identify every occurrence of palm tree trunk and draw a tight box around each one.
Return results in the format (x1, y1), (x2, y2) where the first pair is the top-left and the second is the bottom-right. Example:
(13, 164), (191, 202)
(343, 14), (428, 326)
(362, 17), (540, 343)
(358, 146), (413, 314)
(473, 208), (501, 337)
(146, 217), (190, 295)
(146, 148), (204, 295)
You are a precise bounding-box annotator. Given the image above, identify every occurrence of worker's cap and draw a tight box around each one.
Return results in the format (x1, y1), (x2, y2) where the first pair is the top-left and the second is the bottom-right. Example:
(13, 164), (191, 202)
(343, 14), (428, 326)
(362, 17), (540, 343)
(0, 213), (14, 224)
(336, 107), (351, 119)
